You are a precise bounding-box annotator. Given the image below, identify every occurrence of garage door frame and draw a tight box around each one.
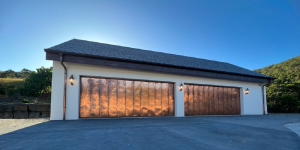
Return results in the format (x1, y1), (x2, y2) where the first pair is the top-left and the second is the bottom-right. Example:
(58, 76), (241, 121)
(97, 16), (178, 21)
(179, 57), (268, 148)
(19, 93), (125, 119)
(79, 75), (175, 118)
(183, 83), (242, 116)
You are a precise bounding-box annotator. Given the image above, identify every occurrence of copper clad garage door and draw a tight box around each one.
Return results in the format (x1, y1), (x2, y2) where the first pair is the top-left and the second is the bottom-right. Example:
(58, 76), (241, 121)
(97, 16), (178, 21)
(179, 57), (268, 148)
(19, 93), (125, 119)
(184, 84), (240, 116)
(80, 77), (174, 118)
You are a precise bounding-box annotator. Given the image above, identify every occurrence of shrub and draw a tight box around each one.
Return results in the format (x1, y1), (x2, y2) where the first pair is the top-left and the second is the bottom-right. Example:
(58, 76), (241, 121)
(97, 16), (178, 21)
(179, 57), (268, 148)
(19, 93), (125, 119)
(274, 94), (300, 113)
(0, 84), (6, 95)
(22, 99), (30, 103)
(18, 87), (25, 96)
(7, 88), (15, 97)
(267, 102), (274, 113)
(0, 83), (16, 95)
(21, 67), (52, 97)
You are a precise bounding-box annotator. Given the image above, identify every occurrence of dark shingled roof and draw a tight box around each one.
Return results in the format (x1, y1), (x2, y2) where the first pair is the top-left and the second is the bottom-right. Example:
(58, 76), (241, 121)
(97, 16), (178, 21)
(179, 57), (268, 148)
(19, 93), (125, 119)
(45, 39), (272, 79)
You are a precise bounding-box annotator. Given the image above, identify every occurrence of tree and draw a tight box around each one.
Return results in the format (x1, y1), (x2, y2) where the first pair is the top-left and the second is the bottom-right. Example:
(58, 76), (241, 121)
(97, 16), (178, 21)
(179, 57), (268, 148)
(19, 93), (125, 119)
(20, 67), (52, 97)
(2, 69), (16, 78)
(275, 95), (300, 113)
(20, 68), (33, 78)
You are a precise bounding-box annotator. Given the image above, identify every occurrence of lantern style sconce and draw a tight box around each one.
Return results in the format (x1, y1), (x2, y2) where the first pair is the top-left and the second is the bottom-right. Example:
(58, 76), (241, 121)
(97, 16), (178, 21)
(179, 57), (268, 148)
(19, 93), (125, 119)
(69, 74), (74, 85)
(179, 83), (183, 91)
(244, 88), (249, 94)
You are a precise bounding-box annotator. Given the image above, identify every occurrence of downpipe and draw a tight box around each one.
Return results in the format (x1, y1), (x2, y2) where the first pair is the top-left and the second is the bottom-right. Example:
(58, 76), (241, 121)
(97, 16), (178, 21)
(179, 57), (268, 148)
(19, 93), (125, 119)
(260, 84), (266, 115)
(60, 53), (67, 120)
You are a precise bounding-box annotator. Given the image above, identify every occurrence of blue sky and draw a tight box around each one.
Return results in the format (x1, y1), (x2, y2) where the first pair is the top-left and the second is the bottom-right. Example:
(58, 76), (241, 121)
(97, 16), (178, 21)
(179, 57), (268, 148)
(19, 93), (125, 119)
(0, 0), (299, 72)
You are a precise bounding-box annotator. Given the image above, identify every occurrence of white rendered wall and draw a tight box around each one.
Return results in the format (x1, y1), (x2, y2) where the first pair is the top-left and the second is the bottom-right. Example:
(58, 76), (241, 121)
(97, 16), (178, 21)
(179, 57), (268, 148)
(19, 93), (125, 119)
(50, 61), (64, 120)
(50, 61), (267, 120)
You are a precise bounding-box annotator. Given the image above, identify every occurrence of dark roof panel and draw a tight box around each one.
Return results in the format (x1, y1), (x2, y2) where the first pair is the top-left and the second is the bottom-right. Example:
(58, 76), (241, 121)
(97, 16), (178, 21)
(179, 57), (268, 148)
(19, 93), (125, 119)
(45, 39), (271, 79)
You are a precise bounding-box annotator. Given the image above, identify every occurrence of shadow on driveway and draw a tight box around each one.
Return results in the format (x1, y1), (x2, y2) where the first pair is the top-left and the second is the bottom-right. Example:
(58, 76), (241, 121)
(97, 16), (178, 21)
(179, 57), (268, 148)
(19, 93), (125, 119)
(0, 114), (300, 150)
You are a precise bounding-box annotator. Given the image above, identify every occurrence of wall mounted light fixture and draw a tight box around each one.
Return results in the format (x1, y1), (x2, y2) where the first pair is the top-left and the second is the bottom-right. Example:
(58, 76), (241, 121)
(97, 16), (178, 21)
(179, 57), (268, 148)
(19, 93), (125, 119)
(179, 83), (183, 91)
(244, 88), (249, 94)
(69, 74), (74, 85)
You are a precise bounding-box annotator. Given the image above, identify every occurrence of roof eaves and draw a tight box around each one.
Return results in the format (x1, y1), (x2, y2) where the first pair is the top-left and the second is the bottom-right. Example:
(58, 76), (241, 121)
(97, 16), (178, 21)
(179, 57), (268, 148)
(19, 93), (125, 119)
(45, 48), (274, 80)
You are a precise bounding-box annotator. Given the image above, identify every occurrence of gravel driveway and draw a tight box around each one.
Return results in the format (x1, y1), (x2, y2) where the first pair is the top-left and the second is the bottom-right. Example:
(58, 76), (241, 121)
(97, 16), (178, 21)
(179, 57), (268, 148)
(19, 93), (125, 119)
(0, 114), (300, 150)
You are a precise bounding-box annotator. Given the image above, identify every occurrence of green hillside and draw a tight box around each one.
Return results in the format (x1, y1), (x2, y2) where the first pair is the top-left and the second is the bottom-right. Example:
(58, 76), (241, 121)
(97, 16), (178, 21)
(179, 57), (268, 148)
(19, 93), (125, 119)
(254, 55), (300, 113)
(254, 55), (300, 84)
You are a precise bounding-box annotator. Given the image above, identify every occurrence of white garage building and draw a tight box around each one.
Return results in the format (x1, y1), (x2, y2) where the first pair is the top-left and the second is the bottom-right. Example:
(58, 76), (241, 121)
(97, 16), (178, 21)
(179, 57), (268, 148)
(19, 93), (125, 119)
(45, 39), (273, 120)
